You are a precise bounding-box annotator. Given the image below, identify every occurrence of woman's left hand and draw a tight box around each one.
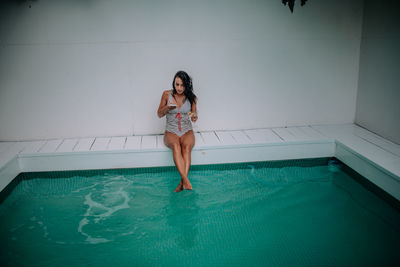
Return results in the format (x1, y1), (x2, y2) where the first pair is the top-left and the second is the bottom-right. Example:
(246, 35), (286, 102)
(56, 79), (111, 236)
(188, 112), (198, 122)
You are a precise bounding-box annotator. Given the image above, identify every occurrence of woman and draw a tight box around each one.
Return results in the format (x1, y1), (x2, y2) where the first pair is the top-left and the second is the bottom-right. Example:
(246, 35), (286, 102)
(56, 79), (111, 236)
(157, 71), (198, 192)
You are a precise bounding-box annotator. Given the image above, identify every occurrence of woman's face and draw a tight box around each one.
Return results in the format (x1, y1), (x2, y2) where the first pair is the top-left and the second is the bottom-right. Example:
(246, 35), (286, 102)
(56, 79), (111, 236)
(174, 77), (185, 95)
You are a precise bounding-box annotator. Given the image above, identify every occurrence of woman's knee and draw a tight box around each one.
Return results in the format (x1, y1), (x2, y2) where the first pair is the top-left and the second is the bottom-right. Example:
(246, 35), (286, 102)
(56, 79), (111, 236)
(181, 143), (193, 153)
(171, 142), (181, 152)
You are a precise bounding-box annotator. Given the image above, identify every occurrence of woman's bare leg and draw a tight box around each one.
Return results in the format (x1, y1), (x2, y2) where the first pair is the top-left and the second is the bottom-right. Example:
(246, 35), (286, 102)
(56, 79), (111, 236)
(180, 130), (195, 189)
(164, 131), (187, 192)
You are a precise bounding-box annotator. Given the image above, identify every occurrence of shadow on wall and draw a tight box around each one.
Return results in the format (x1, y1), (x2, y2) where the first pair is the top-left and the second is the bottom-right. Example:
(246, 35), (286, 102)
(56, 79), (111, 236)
(8, 0), (97, 9)
(8, 0), (37, 7)
(13, 0), (309, 12)
(282, 0), (308, 13)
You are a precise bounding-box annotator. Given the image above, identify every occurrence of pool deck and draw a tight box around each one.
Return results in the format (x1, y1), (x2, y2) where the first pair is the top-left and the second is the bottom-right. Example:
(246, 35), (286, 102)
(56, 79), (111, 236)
(1, 123), (399, 200)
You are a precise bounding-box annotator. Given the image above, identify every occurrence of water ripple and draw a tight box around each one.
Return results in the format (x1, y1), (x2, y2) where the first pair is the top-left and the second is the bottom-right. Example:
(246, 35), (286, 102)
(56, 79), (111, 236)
(77, 175), (134, 244)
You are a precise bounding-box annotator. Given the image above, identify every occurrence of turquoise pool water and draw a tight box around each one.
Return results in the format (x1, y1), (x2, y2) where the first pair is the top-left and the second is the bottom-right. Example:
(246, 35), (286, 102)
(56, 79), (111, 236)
(0, 159), (399, 266)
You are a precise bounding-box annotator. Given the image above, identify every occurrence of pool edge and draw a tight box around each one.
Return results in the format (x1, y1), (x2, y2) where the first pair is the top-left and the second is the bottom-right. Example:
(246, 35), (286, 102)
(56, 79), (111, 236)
(1, 139), (400, 203)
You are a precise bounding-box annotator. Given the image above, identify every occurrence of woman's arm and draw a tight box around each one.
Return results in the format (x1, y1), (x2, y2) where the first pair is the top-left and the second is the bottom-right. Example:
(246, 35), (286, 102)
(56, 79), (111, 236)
(157, 90), (174, 118)
(157, 90), (168, 118)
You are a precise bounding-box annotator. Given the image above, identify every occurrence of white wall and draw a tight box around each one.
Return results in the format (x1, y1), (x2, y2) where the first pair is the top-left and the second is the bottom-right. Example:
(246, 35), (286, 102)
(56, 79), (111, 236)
(355, 0), (400, 144)
(0, 0), (363, 141)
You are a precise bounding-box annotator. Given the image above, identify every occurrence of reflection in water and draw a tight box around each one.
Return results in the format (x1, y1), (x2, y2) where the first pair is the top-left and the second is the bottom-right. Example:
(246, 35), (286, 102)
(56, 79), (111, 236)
(165, 191), (200, 249)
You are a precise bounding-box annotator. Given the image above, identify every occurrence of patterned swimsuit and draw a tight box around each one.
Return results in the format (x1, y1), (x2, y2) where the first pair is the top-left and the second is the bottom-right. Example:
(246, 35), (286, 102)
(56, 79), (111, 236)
(165, 91), (193, 137)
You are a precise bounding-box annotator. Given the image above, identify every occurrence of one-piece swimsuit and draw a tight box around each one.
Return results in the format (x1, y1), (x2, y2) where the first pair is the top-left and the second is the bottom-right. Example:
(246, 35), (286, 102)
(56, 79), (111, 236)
(165, 90), (192, 137)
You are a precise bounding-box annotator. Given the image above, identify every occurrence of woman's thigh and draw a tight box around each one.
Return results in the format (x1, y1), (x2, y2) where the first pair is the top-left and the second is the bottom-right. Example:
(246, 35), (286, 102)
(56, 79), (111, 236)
(164, 131), (180, 149)
(179, 130), (195, 150)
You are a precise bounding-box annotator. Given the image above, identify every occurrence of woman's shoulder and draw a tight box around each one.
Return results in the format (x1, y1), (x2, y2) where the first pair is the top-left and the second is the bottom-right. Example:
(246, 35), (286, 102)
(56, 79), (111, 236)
(162, 89), (172, 98)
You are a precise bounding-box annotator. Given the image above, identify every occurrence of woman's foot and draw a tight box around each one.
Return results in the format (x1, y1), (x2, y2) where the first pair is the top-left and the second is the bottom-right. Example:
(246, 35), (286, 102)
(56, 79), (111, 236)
(174, 181), (183, 192)
(182, 177), (192, 190)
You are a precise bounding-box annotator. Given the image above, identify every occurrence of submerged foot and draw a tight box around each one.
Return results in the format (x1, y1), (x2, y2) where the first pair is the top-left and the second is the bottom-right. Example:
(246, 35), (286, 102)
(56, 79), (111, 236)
(182, 178), (192, 190)
(174, 181), (183, 192)
(183, 185), (192, 190)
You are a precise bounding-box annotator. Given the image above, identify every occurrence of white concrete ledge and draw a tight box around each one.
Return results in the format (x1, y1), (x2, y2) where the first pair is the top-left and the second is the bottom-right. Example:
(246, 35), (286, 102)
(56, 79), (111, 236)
(18, 140), (335, 172)
(335, 141), (400, 200)
(1, 124), (399, 201)
(0, 157), (19, 193)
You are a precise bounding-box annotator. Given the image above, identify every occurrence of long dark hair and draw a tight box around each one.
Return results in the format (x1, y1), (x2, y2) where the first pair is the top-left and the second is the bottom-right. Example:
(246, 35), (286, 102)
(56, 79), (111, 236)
(172, 70), (197, 105)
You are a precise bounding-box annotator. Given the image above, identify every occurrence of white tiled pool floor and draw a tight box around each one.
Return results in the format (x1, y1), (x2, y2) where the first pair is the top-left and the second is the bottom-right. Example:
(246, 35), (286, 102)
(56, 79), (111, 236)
(1, 124), (399, 200)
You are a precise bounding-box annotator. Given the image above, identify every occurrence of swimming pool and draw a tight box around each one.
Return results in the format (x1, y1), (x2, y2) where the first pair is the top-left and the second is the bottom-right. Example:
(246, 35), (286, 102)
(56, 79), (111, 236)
(1, 158), (399, 266)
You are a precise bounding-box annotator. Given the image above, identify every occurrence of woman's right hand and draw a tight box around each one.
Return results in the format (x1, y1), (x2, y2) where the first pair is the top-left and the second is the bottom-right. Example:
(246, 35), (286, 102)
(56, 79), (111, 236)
(160, 104), (175, 116)
(167, 104), (177, 110)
